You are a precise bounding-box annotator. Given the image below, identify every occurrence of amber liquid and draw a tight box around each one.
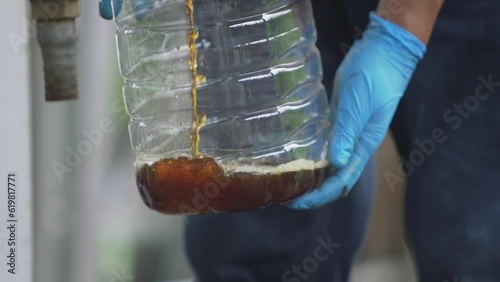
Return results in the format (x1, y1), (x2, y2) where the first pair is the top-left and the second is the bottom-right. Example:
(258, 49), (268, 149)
(186, 0), (206, 158)
(136, 157), (329, 214)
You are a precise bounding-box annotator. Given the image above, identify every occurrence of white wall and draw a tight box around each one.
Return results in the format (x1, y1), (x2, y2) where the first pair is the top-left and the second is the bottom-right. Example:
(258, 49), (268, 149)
(0, 1), (33, 282)
(2, 2), (194, 281)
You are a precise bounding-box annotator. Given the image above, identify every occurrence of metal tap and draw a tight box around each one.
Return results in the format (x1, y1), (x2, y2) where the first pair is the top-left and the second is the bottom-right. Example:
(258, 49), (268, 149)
(31, 0), (80, 101)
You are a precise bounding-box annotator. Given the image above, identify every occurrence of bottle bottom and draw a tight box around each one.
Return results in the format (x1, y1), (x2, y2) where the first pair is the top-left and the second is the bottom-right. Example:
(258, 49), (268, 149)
(136, 157), (329, 215)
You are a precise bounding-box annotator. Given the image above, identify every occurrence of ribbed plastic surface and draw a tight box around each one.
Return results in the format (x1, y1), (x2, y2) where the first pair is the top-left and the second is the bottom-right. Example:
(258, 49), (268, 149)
(114, 0), (330, 167)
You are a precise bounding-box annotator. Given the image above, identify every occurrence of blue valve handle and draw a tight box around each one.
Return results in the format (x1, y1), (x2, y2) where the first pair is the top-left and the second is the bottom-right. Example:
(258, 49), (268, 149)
(289, 12), (426, 210)
(99, 0), (151, 20)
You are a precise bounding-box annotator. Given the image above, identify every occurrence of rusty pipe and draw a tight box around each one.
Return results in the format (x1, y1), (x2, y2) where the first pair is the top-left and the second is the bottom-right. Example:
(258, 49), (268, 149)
(31, 0), (80, 101)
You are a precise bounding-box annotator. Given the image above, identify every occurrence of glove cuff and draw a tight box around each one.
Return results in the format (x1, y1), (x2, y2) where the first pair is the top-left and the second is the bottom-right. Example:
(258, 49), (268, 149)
(368, 11), (427, 61)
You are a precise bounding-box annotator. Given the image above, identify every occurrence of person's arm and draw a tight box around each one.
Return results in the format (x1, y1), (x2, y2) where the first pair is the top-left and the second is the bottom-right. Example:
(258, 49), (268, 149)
(377, 0), (445, 44)
(290, 2), (445, 209)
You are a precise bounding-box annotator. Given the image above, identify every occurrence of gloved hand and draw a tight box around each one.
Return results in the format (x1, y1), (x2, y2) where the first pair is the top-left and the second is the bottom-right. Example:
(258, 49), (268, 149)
(99, 0), (151, 20)
(289, 12), (426, 209)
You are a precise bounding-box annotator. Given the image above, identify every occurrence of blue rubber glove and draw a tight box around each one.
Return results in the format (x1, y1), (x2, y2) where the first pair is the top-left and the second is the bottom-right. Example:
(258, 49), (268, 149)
(289, 12), (426, 209)
(99, 0), (151, 20)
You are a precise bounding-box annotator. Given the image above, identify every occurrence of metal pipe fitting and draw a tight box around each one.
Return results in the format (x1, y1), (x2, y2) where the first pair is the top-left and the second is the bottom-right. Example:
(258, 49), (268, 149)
(31, 0), (80, 101)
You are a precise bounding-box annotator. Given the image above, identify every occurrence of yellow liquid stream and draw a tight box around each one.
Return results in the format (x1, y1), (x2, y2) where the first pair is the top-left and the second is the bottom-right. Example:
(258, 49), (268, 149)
(186, 0), (206, 158)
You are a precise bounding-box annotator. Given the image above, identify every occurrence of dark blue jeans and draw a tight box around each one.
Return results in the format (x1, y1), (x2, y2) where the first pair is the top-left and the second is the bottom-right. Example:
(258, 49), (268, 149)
(392, 1), (500, 281)
(186, 160), (375, 282)
(186, 1), (500, 281)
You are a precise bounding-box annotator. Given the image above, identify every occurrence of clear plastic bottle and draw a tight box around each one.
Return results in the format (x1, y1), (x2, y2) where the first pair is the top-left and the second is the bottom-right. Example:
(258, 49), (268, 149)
(111, 0), (331, 214)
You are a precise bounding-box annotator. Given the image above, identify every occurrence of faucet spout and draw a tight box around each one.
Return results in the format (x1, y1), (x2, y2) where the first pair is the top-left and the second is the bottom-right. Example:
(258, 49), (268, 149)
(31, 0), (80, 101)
